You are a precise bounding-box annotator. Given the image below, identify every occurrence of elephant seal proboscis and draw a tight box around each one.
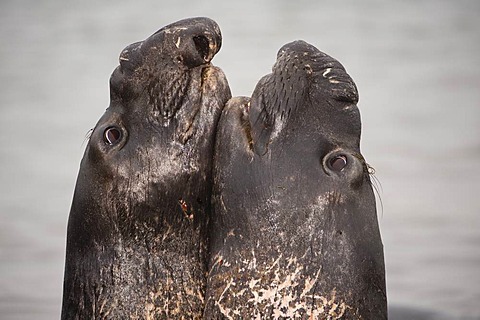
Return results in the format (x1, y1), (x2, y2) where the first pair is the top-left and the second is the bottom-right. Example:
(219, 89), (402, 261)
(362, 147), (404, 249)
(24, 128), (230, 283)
(205, 40), (387, 319)
(61, 17), (231, 319)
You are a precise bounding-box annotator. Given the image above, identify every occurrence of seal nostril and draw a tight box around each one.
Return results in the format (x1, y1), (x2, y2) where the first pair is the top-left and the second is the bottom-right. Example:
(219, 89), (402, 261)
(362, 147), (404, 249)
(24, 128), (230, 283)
(104, 127), (122, 145)
(193, 35), (211, 62)
(329, 155), (347, 172)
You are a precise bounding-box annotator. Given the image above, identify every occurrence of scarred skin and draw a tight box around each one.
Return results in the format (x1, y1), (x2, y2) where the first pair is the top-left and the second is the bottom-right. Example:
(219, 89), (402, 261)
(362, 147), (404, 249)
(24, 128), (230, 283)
(61, 18), (231, 319)
(205, 41), (387, 319)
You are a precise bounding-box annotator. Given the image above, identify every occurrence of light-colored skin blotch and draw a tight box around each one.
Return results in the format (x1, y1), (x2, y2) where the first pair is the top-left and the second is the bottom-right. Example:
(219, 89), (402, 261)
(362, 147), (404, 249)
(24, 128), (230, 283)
(206, 192), (360, 319)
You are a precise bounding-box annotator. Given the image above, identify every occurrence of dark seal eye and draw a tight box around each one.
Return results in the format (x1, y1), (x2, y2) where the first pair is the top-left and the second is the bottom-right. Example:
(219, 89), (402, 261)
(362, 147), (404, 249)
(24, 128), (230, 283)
(104, 127), (122, 145)
(329, 155), (347, 172)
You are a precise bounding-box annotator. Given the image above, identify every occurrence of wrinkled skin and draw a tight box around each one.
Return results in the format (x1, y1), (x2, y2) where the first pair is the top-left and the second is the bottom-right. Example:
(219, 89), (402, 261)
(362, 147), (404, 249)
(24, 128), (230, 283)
(61, 18), (231, 319)
(205, 41), (387, 319)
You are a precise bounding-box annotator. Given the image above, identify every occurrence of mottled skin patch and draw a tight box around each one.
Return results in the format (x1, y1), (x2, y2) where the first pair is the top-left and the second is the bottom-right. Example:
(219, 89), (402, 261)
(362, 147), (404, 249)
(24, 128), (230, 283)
(205, 41), (386, 318)
(208, 247), (356, 319)
(61, 18), (231, 319)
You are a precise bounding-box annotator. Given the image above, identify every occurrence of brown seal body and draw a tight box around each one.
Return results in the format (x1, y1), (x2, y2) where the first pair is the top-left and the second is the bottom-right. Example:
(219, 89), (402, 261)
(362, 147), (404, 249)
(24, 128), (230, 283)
(205, 41), (387, 319)
(61, 17), (231, 319)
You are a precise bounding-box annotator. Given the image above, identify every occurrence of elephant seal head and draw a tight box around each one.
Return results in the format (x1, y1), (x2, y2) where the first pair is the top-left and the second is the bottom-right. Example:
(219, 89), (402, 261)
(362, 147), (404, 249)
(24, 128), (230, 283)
(205, 40), (386, 319)
(62, 17), (231, 319)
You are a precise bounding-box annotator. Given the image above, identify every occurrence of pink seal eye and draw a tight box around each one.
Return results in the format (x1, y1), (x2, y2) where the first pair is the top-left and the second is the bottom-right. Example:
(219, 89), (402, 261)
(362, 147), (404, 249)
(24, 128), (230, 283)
(329, 155), (347, 172)
(104, 127), (122, 145)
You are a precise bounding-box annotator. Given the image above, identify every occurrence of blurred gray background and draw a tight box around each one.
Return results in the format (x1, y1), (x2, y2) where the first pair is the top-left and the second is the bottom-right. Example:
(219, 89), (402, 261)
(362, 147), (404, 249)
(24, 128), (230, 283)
(0, 0), (479, 319)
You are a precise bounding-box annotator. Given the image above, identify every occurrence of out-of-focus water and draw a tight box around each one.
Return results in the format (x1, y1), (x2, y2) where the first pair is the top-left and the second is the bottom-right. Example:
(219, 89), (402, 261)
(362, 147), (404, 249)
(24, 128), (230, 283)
(0, 0), (479, 319)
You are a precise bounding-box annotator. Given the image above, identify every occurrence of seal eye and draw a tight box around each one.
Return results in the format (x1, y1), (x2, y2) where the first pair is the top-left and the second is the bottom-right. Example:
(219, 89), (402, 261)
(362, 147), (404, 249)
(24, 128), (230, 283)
(329, 155), (347, 172)
(104, 127), (122, 145)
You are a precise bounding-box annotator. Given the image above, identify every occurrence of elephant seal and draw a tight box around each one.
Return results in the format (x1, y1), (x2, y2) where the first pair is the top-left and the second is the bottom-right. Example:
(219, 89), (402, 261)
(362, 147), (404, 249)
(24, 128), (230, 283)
(61, 18), (231, 319)
(205, 41), (387, 318)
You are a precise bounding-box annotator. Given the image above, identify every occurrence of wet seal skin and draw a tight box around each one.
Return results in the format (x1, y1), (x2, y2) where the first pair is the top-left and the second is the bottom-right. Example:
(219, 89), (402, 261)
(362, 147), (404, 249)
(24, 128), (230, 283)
(205, 41), (387, 319)
(61, 18), (231, 319)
